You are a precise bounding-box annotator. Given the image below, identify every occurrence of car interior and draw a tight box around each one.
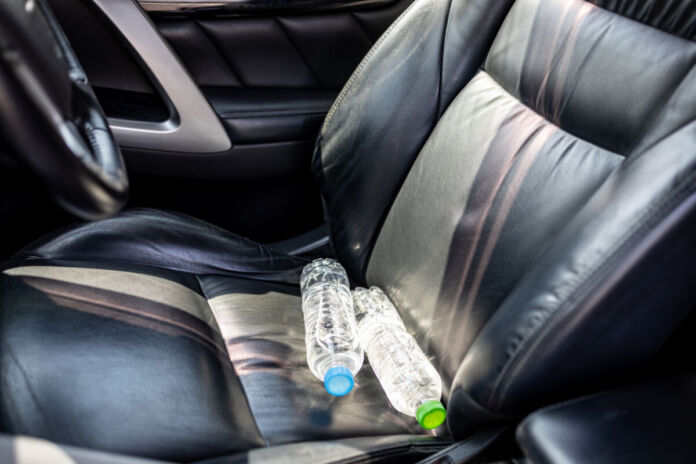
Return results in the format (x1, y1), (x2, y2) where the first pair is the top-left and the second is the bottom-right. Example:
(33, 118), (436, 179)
(0, 0), (695, 463)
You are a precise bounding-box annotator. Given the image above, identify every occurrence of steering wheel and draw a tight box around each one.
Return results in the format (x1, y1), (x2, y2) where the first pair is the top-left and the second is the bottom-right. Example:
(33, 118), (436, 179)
(0, 0), (128, 220)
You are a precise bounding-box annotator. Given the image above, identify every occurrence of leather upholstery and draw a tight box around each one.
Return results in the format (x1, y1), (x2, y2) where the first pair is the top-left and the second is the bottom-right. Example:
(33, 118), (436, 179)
(367, 72), (623, 387)
(360, 0), (696, 438)
(313, 0), (516, 279)
(0, 263), (263, 461)
(153, 1), (410, 90)
(154, 0), (412, 145)
(205, 88), (336, 144)
(517, 375), (696, 463)
(14, 208), (308, 285)
(0, 211), (425, 460)
(198, 276), (425, 444)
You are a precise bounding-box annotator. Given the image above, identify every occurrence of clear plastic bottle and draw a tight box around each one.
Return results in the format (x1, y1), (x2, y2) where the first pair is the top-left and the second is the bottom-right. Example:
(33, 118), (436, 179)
(300, 259), (363, 396)
(353, 287), (446, 429)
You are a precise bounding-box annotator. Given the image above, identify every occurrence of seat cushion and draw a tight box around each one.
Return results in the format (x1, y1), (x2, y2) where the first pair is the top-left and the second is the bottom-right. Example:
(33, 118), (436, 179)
(13, 208), (308, 285)
(0, 209), (425, 461)
(198, 276), (425, 445)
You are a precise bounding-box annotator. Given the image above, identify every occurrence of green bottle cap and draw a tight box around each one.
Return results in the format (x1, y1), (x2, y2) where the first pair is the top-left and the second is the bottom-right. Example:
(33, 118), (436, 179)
(416, 400), (446, 430)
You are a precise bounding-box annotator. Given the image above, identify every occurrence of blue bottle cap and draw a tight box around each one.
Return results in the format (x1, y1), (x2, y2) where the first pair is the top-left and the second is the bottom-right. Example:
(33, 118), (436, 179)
(324, 366), (354, 396)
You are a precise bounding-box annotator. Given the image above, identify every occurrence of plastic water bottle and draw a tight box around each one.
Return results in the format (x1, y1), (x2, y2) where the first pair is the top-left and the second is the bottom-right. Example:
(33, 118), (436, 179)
(300, 259), (363, 396)
(353, 287), (446, 429)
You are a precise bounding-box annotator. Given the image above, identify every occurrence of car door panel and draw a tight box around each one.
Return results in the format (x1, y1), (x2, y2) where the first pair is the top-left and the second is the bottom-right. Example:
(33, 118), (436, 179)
(151, 1), (411, 146)
(47, 0), (412, 241)
(156, 14), (373, 89)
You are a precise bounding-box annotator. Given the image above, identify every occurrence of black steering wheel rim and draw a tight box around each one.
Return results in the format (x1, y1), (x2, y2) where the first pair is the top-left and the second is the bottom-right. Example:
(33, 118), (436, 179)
(0, 0), (128, 220)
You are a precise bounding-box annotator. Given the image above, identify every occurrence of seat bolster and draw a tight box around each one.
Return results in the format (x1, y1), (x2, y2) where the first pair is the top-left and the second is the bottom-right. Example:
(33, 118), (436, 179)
(448, 126), (696, 437)
(13, 208), (308, 285)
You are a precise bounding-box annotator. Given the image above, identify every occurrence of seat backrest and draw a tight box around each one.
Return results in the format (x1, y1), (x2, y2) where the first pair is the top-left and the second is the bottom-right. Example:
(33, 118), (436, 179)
(314, 0), (696, 437)
(312, 0), (516, 280)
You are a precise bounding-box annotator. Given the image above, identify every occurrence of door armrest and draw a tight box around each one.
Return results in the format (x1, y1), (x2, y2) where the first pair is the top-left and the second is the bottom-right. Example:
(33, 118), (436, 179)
(517, 375), (696, 464)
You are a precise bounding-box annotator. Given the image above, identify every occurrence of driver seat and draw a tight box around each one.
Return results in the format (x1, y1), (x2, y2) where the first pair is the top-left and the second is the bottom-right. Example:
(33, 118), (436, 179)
(2, 0), (696, 461)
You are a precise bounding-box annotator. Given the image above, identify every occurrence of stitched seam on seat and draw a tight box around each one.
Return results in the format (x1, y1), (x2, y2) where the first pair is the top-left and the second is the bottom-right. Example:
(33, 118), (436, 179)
(196, 276), (224, 352)
(488, 170), (696, 410)
(321, 0), (421, 133)
(632, 97), (696, 157)
(485, 70), (624, 158)
(195, 275), (270, 446)
(436, 0), (455, 117)
(582, 0), (696, 42)
(19, 277), (230, 361)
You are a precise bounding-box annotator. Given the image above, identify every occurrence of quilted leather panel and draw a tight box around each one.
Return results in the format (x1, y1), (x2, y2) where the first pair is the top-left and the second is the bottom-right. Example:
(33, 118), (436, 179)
(196, 18), (322, 88)
(152, 0), (412, 90)
(155, 20), (242, 87)
(314, 0), (516, 280)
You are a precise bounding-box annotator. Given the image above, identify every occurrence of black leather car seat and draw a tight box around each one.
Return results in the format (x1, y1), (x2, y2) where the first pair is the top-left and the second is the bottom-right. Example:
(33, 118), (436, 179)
(2, 0), (696, 461)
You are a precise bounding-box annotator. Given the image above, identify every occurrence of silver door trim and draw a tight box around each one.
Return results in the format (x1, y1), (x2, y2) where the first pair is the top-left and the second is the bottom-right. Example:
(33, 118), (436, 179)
(138, 0), (396, 14)
(91, 0), (231, 153)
